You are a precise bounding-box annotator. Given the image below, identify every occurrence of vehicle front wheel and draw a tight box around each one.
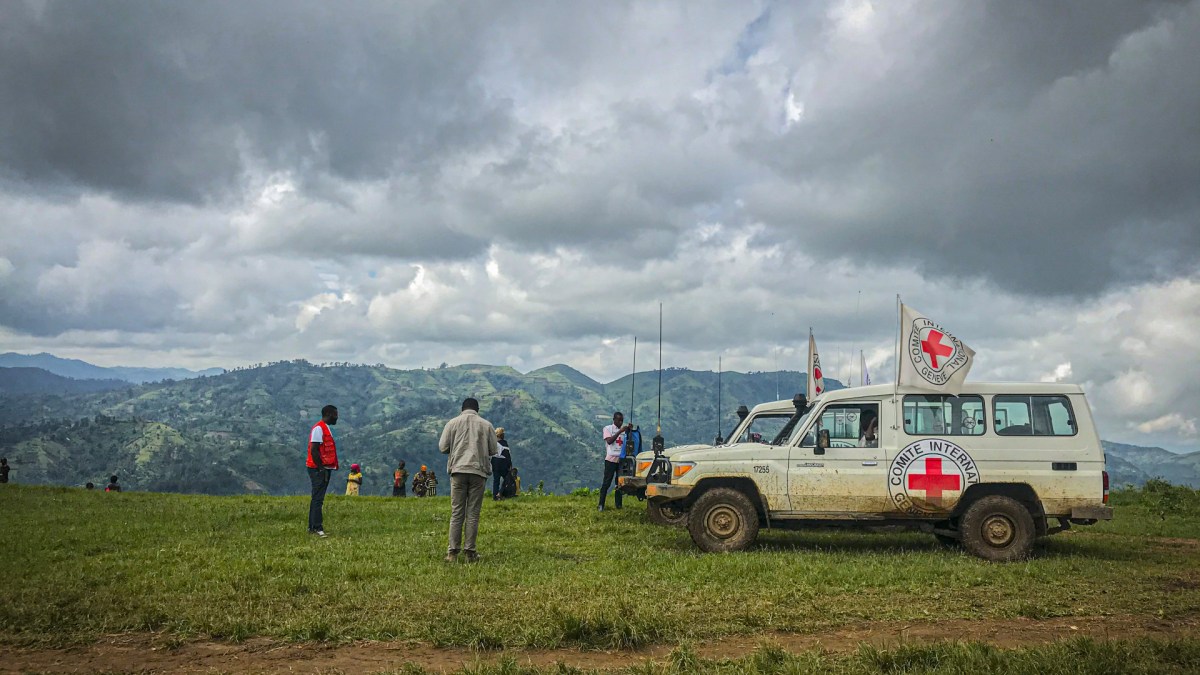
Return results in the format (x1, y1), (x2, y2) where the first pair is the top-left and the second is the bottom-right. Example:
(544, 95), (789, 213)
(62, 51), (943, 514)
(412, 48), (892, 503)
(647, 500), (688, 528)
(959, 495), (1035, 562)
(687, 487), (759, 553)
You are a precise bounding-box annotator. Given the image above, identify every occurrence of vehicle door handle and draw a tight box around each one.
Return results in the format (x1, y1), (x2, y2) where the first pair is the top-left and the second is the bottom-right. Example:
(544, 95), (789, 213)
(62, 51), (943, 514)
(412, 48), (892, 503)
(861, 461), (878, 466)
(1052, 462), (1077, 471)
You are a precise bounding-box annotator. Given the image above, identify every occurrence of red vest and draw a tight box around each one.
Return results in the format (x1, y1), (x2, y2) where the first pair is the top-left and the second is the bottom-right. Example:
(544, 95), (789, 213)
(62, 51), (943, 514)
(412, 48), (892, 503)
(307, 421), (339, 470)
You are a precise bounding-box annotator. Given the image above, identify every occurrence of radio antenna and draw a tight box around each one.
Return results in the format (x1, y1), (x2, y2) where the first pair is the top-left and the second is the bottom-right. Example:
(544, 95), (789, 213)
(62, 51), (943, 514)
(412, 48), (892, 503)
(716, 355), (722, 444)
(656, 304), (662, 432)
(629, 336), (637, 425)
(653, 303), (665, 456)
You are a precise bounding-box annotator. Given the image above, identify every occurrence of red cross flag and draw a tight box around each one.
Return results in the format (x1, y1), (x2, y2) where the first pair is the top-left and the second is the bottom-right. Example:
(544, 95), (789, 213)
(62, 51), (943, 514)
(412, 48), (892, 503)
(807, 328), (825, 401)
(898, 303), (975, 395)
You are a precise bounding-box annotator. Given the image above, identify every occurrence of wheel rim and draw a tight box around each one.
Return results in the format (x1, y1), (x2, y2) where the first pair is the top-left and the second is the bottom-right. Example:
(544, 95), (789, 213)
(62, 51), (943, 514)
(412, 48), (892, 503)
(705, 504), (742, 539)
(981, 513), (1016, 547)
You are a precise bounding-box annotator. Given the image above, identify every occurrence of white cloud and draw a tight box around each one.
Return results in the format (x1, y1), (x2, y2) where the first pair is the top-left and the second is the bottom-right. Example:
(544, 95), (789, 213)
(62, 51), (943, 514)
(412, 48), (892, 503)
(0, 0), (1198, 456)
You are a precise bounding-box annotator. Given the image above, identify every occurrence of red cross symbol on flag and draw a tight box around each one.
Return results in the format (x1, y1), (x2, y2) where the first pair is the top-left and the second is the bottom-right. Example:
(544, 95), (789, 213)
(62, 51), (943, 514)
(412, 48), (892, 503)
(907, 457), (961, 506)
(921, 329), (955, 369)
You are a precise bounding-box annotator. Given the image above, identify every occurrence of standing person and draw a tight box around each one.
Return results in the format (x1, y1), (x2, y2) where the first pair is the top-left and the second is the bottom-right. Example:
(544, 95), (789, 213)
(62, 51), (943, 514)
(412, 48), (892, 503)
(105, 475), (121, 492)
(0, 458), (8, 484)
(439, 397), (499, 563)
(491, 428), (512, 500)
(393, 462), (408, 497)
(306, 405), (340, 537)
(426, 471), (439, 497)
(412, 465), (429, 497)
(345, 463), (363, 496)
(598, 412), (632, 511)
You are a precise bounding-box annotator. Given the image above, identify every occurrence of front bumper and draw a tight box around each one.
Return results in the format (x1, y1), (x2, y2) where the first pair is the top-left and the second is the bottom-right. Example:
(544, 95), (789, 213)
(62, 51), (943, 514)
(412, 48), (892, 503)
(618, 476), (646, 490)
(645, 483), (692, 501)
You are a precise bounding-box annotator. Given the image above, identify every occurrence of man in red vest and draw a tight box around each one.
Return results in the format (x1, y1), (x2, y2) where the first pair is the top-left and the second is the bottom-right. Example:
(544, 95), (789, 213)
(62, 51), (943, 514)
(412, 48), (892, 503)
(306, 404), (340, 537)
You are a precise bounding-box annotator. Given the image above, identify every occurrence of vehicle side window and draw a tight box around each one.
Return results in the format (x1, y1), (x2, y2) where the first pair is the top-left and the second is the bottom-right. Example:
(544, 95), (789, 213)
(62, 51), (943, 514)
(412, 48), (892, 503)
(800, 403), (880, 448)
(903, 395), (985, 436)
(994, 395), (1077, 436)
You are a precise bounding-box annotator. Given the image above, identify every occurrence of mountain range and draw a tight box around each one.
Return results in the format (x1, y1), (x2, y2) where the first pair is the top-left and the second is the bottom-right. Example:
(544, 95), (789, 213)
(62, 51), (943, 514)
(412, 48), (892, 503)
(0, 357), (1194, 494)
(0, 352), (224, 384)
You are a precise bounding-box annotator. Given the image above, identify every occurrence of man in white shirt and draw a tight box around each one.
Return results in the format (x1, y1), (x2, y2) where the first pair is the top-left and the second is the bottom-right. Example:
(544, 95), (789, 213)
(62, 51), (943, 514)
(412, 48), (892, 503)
(599, 411), (632, 511)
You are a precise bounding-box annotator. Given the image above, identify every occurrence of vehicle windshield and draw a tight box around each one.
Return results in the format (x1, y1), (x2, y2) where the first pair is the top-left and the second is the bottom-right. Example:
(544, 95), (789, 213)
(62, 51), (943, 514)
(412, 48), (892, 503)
(731, 412), (795, 445)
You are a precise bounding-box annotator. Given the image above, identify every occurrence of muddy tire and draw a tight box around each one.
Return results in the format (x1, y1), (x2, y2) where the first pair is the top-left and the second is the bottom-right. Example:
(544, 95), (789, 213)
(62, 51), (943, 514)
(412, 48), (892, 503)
(647, 500), (688, 528)
(959, 496), (1035, 562)
(687, 487), (759, 553)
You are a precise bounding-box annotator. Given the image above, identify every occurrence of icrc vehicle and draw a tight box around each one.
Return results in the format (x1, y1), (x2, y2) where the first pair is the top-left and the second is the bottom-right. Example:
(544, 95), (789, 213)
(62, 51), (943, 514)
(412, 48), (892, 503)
(644, 383), (1113, 561)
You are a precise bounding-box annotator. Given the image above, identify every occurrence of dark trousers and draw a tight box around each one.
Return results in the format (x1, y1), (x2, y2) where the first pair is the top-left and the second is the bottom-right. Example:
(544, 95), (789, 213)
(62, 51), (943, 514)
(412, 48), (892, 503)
(307, 467), (330, 531)
(393, 486), (406, 497)
(599, 459), (622, 509)
(491, 460), (510, 498)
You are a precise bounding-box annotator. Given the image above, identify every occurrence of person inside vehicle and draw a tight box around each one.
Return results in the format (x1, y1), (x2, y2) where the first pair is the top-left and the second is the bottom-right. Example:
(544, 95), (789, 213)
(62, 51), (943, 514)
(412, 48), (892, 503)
(859, 411), (879, 448)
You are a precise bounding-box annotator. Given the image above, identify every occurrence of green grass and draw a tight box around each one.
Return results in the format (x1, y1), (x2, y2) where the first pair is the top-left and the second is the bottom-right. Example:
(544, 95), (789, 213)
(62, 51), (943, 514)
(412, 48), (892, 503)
(439, 639), (1200, 674)
(1, 486), (1197, 649)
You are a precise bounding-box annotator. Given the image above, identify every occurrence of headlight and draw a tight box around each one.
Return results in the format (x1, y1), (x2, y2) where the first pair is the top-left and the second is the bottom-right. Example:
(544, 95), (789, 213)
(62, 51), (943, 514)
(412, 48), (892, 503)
(636, 460), (653, 475)
(672, 462), (695, 479)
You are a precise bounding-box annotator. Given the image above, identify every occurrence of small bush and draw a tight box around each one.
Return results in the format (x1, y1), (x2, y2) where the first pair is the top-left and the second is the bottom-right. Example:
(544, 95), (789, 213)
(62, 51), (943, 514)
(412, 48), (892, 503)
(1143, 479), (1200, 520)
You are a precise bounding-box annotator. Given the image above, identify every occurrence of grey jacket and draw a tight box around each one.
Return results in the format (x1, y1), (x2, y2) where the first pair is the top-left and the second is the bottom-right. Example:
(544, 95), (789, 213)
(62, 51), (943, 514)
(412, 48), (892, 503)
(438, 409), (500, 477)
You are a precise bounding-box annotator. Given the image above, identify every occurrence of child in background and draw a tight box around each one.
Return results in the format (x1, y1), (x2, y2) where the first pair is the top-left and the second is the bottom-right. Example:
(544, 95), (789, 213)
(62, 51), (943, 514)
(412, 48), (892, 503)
(412, 465), (428, 497)
(105, 475), (121, 492)
(500, 467), (520, 498)
(345, 463), (363, 496)
(425, 470), (439, 497)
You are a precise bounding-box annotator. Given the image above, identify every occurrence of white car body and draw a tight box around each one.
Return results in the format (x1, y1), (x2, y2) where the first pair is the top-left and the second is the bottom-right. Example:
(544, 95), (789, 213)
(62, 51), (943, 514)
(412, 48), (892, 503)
(646, 382), (1113, 559)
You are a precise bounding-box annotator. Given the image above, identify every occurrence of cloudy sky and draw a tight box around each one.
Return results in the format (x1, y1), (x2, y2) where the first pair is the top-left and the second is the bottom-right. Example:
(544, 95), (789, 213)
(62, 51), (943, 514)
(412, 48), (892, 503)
(1, 0), (1197, 451)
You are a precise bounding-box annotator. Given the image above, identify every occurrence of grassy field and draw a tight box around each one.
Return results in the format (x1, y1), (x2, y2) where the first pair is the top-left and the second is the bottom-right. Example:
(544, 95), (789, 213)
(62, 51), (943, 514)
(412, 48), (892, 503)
(449, 639), (1200, 674)
(1, 485), (1198, 652)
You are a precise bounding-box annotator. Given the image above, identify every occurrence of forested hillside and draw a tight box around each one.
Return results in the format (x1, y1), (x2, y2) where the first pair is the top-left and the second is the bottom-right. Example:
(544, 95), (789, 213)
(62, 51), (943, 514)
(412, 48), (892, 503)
(3, 359), (1194, 494)
(0, 360), (814, 494)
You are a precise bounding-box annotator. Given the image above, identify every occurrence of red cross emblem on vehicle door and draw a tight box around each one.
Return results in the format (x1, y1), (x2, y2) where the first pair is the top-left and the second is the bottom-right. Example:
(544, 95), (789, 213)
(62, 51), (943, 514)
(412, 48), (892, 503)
(907, 457), (961, 506)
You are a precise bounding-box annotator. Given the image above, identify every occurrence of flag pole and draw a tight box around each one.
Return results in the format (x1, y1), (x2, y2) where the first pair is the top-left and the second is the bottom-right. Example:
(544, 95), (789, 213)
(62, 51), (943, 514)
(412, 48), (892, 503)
(894, 294), (902, 386)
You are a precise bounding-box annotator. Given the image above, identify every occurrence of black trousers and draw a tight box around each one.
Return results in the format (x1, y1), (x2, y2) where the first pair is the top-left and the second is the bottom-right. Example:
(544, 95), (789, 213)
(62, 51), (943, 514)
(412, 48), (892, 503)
(598, 459), (622, 509)
(307, 468), (330, 531)
(491, 460), (511, 498)
(392, 485), (406, 497)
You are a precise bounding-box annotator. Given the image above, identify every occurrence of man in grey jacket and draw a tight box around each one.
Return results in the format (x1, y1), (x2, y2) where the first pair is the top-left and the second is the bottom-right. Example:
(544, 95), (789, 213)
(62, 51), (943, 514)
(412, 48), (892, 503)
(438, 397), (500, 562)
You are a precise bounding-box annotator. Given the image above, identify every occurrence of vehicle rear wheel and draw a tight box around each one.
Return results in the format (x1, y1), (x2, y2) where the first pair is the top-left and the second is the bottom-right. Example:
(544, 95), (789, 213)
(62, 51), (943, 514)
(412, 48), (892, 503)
(687, 487), (759, 553)
(959, 495), (1035, 562)
(647, 500), (688, 528)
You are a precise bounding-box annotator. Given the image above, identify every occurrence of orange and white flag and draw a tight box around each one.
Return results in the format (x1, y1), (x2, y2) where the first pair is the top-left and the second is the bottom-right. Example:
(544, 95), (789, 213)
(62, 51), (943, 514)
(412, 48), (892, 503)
(898, 304), (975, 395)
(807, 329), (825, 400)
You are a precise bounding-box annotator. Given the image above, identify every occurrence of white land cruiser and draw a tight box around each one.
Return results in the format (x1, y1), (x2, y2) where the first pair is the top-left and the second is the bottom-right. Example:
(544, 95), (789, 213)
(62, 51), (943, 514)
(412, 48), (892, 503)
(644, 383), (1114, 561)
(619, 395), (809, 526)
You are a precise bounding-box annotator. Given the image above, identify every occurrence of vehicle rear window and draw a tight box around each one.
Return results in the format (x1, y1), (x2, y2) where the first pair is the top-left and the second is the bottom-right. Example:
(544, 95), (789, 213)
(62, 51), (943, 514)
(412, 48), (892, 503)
(993, 395), (1077, 436)
(903, 395), (985, 436)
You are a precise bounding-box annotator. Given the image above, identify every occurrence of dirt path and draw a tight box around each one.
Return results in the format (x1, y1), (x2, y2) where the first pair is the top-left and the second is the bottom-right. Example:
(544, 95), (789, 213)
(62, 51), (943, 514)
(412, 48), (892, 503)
(4, 613), (1198, 674)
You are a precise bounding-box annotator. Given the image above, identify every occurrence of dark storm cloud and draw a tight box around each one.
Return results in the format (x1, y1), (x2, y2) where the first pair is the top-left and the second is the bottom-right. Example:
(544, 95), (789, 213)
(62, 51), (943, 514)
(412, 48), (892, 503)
(0, 0), (513, 203)
(743, 0), (1200, 296)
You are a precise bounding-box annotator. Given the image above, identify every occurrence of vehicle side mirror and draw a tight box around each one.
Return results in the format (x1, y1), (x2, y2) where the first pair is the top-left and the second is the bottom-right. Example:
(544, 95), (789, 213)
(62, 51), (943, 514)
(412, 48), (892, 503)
(815, 429), (830, 455)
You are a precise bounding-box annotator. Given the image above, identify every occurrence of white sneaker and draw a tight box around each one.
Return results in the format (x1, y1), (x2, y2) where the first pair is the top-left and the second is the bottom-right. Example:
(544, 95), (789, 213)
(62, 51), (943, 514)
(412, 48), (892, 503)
(312, 530), (327, 538)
